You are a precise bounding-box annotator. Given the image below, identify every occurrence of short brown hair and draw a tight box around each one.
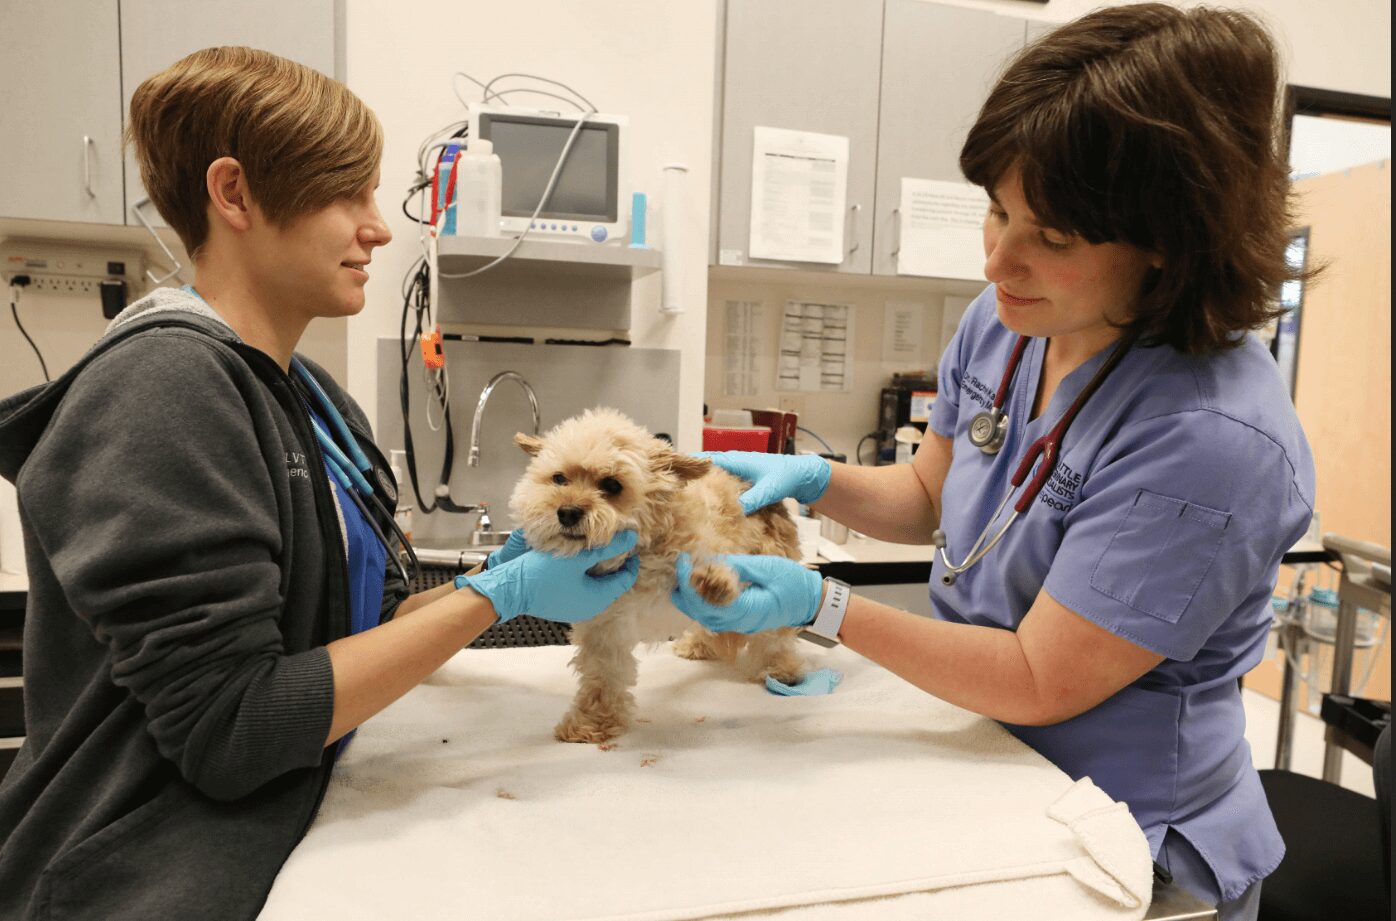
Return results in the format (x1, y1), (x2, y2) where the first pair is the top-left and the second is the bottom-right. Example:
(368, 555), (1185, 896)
(961, 4), (1307, 353)
(127, 46), (383, 258)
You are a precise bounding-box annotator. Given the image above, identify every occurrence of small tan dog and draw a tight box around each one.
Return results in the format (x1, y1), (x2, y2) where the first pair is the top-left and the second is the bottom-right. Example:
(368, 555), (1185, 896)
(510, 408), (806, 743)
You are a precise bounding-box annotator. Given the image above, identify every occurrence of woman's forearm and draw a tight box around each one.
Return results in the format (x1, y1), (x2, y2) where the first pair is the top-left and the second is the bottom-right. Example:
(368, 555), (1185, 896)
(391, 560), (485, 619)
(811, 462), (939, 544)
(837, 594), (1049, 726)
(323, 587), (498, 746)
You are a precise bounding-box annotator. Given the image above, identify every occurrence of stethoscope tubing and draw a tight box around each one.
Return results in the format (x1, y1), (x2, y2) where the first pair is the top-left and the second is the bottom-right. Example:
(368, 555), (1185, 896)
(934, 334), (1133, 586)
(292, 358), (420, 587)
(177, 285), (420, 586)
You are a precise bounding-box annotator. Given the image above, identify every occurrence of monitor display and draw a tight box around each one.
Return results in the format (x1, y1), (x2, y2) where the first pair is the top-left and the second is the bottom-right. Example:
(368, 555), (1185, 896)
(484, 117), (619, 222)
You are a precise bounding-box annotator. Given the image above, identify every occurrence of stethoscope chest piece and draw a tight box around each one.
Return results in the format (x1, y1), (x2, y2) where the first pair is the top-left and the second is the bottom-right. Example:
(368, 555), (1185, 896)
(374, 467), (397, 503)
(968, 409), (1009, 455)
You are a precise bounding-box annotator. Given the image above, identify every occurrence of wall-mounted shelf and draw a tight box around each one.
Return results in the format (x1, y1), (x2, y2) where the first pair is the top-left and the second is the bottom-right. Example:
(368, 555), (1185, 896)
(433, 236), (662, 331)
(437, 236), (662, 283)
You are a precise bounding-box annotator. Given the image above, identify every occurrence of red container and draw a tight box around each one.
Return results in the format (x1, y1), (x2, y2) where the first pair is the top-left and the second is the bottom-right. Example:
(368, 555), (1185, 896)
(701, 426), (772, 453)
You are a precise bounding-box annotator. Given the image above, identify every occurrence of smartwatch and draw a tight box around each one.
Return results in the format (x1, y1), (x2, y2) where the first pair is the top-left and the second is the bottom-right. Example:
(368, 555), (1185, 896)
(799, 577), (851, 647)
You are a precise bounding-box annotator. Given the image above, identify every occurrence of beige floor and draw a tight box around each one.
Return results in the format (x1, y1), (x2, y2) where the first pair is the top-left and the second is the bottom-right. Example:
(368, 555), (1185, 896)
(1242, 687), (1377, 798)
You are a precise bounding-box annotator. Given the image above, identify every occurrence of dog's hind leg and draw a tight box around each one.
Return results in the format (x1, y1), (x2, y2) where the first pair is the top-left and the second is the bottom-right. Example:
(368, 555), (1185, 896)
(737, 628), (806, 685)
(673, 626), (744, 662)
(555, 619), (639, 743)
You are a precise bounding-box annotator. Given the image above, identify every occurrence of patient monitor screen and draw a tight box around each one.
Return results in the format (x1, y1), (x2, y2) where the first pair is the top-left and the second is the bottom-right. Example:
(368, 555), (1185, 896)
(488, 119), (618, 222)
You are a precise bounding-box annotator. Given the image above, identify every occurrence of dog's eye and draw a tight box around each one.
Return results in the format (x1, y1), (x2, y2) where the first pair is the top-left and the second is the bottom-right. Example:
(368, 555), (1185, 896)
(552, 473), (568, 485)
(599, 477), (623, 496)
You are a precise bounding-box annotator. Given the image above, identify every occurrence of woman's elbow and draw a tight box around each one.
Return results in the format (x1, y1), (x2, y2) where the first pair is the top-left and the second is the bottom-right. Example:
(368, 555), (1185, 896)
(187, 762), (268, 802)
(1014, 691), (1097, 727)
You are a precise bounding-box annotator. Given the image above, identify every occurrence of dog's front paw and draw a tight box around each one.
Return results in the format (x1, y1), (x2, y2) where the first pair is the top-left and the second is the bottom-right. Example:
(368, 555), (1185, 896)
(555, 709), (627, 744)
(687, 560), (741, 606)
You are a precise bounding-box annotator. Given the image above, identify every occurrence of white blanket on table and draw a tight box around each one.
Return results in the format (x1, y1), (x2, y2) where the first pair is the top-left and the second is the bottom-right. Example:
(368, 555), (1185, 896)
(261, 644), (1152, 921)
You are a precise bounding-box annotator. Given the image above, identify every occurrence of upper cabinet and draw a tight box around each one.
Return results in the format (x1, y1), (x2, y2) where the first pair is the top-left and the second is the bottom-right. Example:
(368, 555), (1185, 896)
(120, 0), (342, 229)
(0, 1), (125, 225)
(0, 0), (341, 228)
(713, 0), (1035, 277)
(872, 1), (1026, 275)
(715, 0), (884, 275)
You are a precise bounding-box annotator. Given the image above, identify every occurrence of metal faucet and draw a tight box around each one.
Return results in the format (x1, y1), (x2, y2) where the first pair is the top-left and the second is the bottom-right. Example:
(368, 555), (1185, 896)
(469, 371), (541, 467)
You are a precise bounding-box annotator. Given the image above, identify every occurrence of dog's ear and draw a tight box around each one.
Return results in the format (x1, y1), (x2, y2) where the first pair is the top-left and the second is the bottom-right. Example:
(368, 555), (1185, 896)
(651, 445), (710, 482)
(515, 432), (544, 456)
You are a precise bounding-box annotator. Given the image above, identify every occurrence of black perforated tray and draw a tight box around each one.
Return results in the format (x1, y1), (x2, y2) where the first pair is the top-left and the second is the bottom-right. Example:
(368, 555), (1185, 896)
(413, 565), (572, 649)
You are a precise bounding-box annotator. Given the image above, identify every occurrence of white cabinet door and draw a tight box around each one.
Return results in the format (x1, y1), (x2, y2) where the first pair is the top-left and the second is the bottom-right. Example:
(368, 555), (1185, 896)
(871, 1), (1025, 276)
(716, 0), (883, 274)
(0, 0), (124, 224)
(119, 0), (341, 228)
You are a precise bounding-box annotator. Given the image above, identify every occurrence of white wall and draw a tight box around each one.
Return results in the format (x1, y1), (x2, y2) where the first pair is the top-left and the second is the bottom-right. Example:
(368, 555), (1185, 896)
(343, 0), (719, 450)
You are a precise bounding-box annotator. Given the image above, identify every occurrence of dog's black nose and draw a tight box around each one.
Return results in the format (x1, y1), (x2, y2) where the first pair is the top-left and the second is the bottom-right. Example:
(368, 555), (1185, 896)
(557, 506), (585, 528)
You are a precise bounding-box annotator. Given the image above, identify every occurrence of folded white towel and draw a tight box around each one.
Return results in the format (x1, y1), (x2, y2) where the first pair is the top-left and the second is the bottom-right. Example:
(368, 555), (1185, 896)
(262, 644), (1151, 921)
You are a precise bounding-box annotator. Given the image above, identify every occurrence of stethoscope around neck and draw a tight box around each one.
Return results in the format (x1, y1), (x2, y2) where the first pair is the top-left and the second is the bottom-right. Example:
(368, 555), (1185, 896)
(179, 284), (418, 585)
(290, 357), (420, 587)
(930, 334), (1132, 586)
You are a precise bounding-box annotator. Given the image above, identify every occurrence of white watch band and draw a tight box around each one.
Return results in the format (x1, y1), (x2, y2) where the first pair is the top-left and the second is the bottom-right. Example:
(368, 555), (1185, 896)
(799, 577), (851, 647)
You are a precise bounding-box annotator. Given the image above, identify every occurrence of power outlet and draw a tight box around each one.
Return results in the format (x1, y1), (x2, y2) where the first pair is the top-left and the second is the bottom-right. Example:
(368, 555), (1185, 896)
(1, 239), (145, 300)
(21, 274), (102, 295)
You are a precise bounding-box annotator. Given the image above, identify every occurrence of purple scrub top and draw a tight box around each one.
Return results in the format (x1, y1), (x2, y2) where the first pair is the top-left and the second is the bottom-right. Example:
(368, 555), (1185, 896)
(927, 287), (1314, 902)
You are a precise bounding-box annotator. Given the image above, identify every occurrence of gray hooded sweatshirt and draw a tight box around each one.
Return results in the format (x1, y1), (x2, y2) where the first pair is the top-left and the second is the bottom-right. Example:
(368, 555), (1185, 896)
(0, 287), (409, 920)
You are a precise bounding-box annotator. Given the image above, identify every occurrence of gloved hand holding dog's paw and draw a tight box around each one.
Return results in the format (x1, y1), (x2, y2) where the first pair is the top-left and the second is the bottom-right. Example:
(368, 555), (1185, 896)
(670, 551), (823, 634)
(483, 528), (531, 569)
(697, 451), (831, 515)
(457, 530), (640, 624)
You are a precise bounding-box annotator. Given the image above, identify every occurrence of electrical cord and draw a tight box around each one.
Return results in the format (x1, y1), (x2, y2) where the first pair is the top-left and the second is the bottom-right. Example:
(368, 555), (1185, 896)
(398, 257), (459, 514)
(479, 72), (597, 111)
(485, 87), (589, 110)
(796, 425), (836, 455)
(8, 278), (49, 382)
(855, 433), (878, 466)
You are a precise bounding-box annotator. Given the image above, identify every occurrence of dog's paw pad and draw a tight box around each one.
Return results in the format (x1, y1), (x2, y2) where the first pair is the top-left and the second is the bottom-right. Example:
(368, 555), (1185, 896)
(688, 561), (741, 606)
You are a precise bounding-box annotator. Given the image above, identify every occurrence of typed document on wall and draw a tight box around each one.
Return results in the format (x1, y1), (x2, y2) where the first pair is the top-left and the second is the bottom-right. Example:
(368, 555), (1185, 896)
(748, 127), (849, 264)
(896, 178), (989, 280)
(776, 300), (853, 393)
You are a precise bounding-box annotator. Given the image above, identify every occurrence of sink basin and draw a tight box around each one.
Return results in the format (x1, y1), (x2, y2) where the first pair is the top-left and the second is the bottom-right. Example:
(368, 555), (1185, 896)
(469, 529), (514, 547)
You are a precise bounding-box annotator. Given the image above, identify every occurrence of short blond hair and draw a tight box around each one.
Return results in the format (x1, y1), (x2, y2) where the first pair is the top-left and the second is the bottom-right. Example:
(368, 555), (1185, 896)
(127, 46), (383, 257)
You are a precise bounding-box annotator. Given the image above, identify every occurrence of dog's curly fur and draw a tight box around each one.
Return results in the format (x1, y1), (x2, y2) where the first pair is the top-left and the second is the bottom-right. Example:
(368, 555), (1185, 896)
(510, 408), (806, 743)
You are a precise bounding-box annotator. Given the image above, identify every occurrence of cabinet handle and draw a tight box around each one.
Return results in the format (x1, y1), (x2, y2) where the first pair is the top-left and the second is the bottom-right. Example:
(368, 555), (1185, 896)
(130, 197), (185, 285)
(82, 136), (96, 198)
(846, 203), (861, 255)
(890, 207), (902, 259)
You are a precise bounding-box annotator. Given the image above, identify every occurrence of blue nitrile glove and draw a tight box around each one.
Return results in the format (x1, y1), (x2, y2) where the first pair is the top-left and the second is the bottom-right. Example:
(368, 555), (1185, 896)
(484, 529), (531, 569)
(766, 669), (843, 696)
(457, 530), (640, 623)
(670, 552), (823, 634)
(697, 451), (832, 515)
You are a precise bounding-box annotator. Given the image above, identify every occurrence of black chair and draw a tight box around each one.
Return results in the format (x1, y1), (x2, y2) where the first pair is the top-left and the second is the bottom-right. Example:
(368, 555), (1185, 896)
(1258, 723), (1390, 921)
(412, 563), (572, 648)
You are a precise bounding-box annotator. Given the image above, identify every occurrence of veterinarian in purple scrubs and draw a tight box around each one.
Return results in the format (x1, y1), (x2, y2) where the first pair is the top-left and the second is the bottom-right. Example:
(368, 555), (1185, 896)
(671, 7), (1314, 920)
